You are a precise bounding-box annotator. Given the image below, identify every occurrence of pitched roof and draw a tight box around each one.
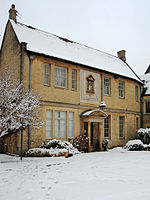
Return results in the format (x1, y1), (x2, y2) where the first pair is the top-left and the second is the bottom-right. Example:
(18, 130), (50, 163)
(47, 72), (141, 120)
(140, 73), (150, 95)
(10, 19), (141, 83)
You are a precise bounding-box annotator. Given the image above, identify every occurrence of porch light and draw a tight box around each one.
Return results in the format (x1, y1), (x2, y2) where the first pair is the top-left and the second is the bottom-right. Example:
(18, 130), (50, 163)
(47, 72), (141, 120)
(100, 101), (106, 110)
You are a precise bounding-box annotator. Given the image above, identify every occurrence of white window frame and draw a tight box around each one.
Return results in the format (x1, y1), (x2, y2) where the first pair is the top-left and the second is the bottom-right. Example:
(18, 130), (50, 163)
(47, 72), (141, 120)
(54, 66), (67, 88)
(104, 77), (110, 96)
(44, 64), (50, 85)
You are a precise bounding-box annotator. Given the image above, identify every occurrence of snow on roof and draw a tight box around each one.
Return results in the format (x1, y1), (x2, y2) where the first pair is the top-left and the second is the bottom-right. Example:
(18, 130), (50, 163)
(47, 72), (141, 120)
(10, 20), (141, 83)
(140, 73), (150, 95)
(81, 109), (107, 117)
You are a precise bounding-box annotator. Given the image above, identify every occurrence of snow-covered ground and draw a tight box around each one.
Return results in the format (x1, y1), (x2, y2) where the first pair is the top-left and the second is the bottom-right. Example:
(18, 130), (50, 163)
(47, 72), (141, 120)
(0, 149), (150, 200)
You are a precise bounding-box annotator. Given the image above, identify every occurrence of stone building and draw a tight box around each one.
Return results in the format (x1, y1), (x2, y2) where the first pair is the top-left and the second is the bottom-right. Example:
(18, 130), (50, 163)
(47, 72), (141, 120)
(141, 65), (150, 128)
(0, 5), (142, 154)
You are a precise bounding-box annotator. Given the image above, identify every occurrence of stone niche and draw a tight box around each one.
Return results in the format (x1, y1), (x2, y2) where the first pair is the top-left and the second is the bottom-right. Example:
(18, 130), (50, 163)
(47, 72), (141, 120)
(80, 69), (100, 104)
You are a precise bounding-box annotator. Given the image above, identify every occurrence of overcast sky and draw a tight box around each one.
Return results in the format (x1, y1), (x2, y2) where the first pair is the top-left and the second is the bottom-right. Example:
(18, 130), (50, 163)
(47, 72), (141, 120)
(0, 0), (150, 75)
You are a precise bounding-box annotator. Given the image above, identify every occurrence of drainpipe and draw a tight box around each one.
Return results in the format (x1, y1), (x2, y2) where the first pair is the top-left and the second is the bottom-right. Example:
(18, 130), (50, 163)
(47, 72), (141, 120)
(140, 86), (143, 128)
(101, 73), (103, 103)
(29, 55), (34, 90)
(28, 55), (34, 150)
(100, 73), (106, 109)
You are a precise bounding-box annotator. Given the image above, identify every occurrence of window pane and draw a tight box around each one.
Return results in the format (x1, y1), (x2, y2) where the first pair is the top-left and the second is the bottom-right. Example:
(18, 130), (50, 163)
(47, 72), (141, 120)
(146, 101), (150, 113)
(46, 110), (51, 119)
(44, 64), (50, 85)
(119, 116), (124, 138)
(104, 115), (110, 138)
(119, 81), (124, 98)
(54, 111), (66, 138)
(69, 112), (74, 138)
(55, 120), (59, 138)
(46, 111), (52, 138)
(104, 78), (110, 95)
(55, 111), (59, 118)
(135, 86), (138, 101)
(69, 120), (74, 138)
(136, 118), (139, 130)
(55, 66), (67, 88)
(69, 112), (73, 119)
(72, 70), (77, 90)
(60, 120), (66, 138)
(60, 111), (66, 118)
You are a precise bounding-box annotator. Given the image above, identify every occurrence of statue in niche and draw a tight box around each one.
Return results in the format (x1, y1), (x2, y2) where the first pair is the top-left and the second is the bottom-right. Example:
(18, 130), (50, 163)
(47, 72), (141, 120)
(86, 75), (95, 94)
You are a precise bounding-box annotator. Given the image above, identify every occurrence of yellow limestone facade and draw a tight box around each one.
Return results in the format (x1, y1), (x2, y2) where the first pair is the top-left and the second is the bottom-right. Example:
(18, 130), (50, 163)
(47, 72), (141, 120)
(0, 8), (142, 154)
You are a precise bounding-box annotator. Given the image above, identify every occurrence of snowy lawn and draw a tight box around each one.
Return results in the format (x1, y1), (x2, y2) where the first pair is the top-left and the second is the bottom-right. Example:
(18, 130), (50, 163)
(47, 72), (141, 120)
(0, 148), (150, 200)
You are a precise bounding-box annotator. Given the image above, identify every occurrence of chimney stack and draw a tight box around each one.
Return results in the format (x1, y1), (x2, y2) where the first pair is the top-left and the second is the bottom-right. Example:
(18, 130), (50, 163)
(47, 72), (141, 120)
(9, 4), (17, 22)
(117, 50), (126, 62)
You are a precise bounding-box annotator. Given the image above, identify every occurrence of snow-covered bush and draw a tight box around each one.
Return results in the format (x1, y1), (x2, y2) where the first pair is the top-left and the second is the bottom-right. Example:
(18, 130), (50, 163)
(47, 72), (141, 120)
(136, 128), (150, 144)
(125, 140), (150, 151)
(41, 139), (79, 156)
(26, 139), (80, 157)
(73, 134), (89, 152)
(26, 147), (68, 157)
(0, 68), (42, 137)
(125, 140), (145, 151)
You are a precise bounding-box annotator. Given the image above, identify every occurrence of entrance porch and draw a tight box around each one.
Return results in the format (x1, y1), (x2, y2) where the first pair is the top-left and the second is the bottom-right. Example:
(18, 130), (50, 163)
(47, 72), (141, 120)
(80, 110), (107, 151)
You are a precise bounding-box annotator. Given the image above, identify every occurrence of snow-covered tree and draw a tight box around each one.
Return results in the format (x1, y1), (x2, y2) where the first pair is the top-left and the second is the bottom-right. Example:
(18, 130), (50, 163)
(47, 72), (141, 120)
(0, 69), (42, 137)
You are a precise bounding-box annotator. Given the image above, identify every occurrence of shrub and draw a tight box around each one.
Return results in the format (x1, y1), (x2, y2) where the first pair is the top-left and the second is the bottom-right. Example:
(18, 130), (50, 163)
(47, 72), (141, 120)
(136, 128), (150, 144)
(26, 147), (68, 157)
(25, 139), (80, 157)
(40, 139), (79, 157)
(125, 140), (145, 151)
(73, 134), (89, 152)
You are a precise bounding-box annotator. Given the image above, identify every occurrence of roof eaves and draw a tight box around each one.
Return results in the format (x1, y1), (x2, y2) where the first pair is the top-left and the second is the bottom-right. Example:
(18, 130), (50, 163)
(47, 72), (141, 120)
(26, 49), (143, 84)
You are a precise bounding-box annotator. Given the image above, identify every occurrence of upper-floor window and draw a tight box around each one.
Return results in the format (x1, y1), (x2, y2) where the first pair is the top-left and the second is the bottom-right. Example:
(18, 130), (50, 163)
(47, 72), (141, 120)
(119, 81), (125, 98)
(44, 64), (50, 85)
(135, 86), (138, 101)
(55, 66), (67, 88)
(119, 116), (125, 138)
(104, 115), (111, 138)
(145, 101), (150, 113)
(86, 75), (95, 93)
(72, 69), (77, 90)
(104, 77), (110, 96)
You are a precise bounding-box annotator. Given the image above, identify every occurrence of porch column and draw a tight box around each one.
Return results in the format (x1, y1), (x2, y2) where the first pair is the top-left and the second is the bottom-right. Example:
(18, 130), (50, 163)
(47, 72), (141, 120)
(88, 121), (91, 149)
(99, 121), (104, 150)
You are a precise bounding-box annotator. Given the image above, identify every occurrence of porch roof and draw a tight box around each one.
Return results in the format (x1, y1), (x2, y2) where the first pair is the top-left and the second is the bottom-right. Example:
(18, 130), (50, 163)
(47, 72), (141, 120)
(80, 109), (107, 118)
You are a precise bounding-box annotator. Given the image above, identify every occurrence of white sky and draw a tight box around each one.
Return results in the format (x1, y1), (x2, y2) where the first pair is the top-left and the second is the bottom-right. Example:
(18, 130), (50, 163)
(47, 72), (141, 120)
(0, 0), (150, 75)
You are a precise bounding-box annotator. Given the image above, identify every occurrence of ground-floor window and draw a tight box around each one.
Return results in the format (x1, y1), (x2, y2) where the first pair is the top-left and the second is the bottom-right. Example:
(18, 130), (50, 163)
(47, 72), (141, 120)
(104, 115), (111, 138)
(55, 111), (66, 138)
(145, 101), (150, 113)
(136, 117), (139, 130)
(46, 110), (52, 139)
(69, 112), (74, 139)
(119, 116), (124, 138)
(46, 110), (74, 140)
